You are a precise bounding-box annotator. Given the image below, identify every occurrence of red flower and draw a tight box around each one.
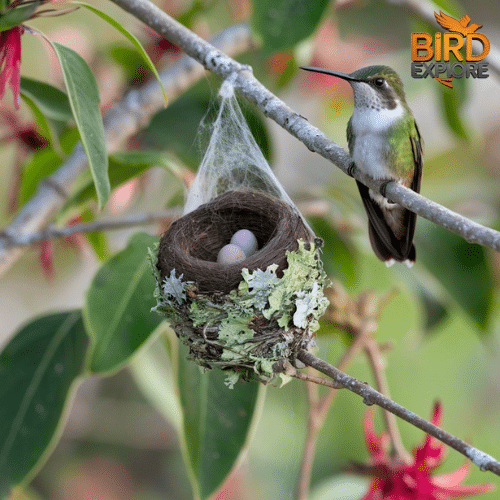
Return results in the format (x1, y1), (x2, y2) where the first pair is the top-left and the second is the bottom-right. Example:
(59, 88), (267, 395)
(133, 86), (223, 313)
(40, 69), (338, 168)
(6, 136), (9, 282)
(0, 25), (23, 109)
(360, 402), (495, 499)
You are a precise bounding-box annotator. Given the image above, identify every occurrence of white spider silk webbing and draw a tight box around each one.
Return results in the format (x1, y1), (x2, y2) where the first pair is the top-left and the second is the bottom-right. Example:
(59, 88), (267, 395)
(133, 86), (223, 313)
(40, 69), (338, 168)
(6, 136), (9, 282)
(183, 80), (299, 216)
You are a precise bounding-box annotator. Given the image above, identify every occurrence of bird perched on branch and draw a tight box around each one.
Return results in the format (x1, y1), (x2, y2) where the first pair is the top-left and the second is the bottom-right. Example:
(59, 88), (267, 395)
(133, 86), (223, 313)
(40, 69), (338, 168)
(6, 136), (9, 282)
(301, 65), (423, 267)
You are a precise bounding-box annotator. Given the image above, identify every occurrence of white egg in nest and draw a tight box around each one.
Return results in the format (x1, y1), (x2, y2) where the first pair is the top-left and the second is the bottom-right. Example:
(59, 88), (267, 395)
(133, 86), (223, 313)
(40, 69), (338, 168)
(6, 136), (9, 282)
(230, 229), (258, 257)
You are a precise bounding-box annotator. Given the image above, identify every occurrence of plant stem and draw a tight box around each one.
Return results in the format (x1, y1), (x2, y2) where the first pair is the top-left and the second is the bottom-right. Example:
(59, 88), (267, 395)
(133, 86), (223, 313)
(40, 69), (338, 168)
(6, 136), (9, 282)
(364, 337), (410, 463)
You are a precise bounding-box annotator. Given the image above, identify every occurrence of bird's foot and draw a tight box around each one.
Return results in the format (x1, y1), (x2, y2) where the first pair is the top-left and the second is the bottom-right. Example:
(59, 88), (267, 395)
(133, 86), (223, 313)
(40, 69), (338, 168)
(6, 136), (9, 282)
(347, 162), (356, 178)
(379, 179), (395, 201)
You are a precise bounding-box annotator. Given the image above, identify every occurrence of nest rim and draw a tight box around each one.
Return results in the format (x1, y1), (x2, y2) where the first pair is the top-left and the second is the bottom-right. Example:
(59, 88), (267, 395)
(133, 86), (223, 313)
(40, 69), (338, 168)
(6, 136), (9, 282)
(157, 190), (312, 294)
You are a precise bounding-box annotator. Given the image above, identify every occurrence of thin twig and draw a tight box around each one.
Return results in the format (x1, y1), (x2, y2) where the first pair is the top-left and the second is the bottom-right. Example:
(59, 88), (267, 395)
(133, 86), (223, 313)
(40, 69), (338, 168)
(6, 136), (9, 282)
(282, 361), (343, 389)
(294, 321), (373, 500)
(2, 209), (181, 247)
(107, 0), (500, 254)
(296, 287), (393, 500)
(0, 199), (326, 249)
(364, 337), (410, 463)
(0, 22), (254, 275)
(297, 349), (500, 476)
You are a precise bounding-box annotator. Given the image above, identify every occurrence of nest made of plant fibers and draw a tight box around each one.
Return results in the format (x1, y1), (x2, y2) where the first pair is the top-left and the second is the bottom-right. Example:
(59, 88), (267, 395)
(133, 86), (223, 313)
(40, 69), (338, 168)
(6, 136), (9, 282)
(157, 190), (312, 294)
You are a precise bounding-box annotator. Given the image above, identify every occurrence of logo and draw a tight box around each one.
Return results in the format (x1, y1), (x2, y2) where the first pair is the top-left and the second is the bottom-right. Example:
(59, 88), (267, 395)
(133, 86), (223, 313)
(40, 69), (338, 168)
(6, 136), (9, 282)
(411, 11), (490, 88)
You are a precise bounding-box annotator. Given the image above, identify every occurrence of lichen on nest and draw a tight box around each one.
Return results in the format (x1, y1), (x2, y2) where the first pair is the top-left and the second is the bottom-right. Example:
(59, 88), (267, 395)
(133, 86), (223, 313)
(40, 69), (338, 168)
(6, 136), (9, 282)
(150, 239), (329, 387)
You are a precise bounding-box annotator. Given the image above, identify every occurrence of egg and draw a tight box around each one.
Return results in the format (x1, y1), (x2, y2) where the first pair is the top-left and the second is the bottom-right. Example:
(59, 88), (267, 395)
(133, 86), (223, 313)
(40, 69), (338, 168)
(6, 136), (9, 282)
(230, 229), (258, 257)
(217, 244), (247, 264)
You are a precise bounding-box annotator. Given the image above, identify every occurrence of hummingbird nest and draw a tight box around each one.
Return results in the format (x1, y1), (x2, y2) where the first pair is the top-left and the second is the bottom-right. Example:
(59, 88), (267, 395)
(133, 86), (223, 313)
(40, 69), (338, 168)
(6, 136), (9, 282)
(151, 190), (329, 386)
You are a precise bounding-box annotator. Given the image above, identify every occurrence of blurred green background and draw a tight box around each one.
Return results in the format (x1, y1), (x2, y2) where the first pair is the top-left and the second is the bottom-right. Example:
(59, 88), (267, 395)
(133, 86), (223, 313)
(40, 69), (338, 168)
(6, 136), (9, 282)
(1, 0), (499, 498)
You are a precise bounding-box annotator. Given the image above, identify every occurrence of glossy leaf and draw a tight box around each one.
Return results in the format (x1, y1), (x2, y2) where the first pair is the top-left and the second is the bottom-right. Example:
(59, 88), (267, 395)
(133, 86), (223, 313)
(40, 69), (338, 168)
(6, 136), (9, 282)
(19, 93), (54, 147)
(309, 216), (358, 286)
(251, 0), (329, 55)
(108, 44), (145, 82)
(178, 342), (263, 499)
(20, 77), (73, 123)
(50, 42), (109, 208)
(57, 150), (177, 221)
(0, 2), (39, 32)
(84, 232), (162, 373)
(79, 208), (110, 261)
(439, 76), (469, 140)
(0, 310), (88, 497)
(130, 331), (182, 431)
(74, 2), (168, 106)
(418, 222), (494, 332)
(18, 128), (79, 206)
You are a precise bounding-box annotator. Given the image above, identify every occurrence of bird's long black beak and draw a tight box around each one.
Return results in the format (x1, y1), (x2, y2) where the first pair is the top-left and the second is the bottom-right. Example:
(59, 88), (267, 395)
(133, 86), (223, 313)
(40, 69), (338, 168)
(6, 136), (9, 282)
(300, 66), (359, 82)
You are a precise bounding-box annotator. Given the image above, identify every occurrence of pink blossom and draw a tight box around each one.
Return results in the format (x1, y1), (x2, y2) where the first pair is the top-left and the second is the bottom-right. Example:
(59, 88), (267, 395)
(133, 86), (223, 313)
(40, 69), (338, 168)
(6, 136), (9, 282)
(360, 402), (495, 499)
(0, 25), (23, 109)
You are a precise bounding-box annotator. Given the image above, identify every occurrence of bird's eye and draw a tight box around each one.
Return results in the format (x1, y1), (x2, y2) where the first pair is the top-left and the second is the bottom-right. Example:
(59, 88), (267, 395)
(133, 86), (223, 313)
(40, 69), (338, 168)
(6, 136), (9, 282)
(374, 78), (385, 87)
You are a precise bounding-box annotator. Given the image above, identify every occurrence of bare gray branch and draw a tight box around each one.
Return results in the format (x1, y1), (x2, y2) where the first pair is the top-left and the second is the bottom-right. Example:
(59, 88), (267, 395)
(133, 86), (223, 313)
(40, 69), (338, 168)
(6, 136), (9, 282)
(298, 349), (500, 476)
(108, 0), (500, 253)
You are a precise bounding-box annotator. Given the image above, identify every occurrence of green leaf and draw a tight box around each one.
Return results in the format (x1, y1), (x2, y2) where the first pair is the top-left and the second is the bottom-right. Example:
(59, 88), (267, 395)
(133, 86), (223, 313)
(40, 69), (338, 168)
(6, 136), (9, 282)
(57, 150), (177, 221)
(0, 310), (88, 497)
(20, 93), (53, 147)
(18, 128), (79, 206)
(84, 232), (162, 373)
(418, 286), (449, 332)
(20, 77), (73, 123)
(308, 216), (358, 286)
(251, 0), (329, 55)
(84, 229), (110, 261)
(74, 2), (168, 106)
(49, 41), (109, 208)
(130, 331), (182, 431)
(144, 93), (216, 170)
(108, 44), (146, 82)
(430, 0), (464, 19)
(275, 52), (297, 88)
(177, 342), (263, 499)
(79, 207), (111, 260)
(0, 2), (39, 32)
(418, 222), (494, 332)
(439, 76), (469, 140)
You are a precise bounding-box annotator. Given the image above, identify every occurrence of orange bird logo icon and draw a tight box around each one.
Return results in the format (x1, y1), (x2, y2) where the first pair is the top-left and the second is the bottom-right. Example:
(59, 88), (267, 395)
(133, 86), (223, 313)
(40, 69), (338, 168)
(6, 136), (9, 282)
(434, 11), (483, 36)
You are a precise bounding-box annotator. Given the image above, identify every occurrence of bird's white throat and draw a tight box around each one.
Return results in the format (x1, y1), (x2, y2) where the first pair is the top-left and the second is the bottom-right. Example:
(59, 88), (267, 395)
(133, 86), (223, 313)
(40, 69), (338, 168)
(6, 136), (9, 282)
(350, 103), (405, 180)
(350, 102), (405, 134)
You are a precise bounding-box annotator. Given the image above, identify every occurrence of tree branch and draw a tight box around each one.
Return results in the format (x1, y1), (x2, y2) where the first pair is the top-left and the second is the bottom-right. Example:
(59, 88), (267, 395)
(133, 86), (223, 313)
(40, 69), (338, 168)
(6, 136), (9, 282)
(108, 0), (500, 254)
(0, 22), (254, 275)
(1, 200), (325, 249)
(297, 349), (500, 476)
(1, 209), (181, 247)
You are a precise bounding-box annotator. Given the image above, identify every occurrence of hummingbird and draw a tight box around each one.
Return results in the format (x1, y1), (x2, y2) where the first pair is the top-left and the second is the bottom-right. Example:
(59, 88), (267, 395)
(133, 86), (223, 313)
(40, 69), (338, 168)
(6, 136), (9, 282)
(300, 65), (423, 267)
